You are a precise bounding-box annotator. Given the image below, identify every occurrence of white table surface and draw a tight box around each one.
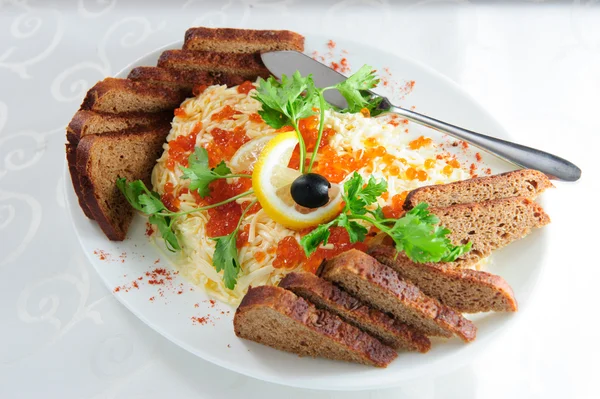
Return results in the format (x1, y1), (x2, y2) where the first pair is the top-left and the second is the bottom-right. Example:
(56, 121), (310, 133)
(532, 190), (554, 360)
(1, 1), (599, 398)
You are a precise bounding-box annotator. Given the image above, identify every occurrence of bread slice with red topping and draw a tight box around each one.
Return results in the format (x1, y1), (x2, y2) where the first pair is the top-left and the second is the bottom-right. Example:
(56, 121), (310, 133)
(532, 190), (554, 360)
(76, 127), (170, 240)
(320, 250), (477, 342)
(234, 285), (397, 367)
(279, 272), (431, 352)
(183, 27), (304, 53)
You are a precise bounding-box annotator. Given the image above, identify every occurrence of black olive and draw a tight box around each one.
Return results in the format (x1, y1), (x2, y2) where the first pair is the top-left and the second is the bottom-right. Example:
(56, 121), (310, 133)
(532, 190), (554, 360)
(290, 173), (331, 208)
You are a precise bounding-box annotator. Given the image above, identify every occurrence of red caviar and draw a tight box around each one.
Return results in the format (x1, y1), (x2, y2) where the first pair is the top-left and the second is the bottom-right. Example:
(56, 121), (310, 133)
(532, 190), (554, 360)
(408, 136), (432, 150)
(272, 236), (305, 269)
(205, 126), (250, 167)
(192, 84), (208, 96)
(382, 192), (408, 219)
(205, 178), (252, 238)
(174, 107), (187, 117)
(165, 123), (202, 171)
(211, 105), (242, 122)
(249, 113), (263, 123)
(237, 81), (255, 94)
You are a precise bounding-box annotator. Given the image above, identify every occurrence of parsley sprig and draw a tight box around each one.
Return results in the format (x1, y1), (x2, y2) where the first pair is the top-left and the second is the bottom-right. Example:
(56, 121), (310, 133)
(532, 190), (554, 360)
(300, 173), (472, 263)
(253, 65), (382, 173)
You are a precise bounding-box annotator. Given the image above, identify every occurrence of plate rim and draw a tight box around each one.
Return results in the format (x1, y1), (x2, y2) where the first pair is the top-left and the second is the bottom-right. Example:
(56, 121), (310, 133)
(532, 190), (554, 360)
(65, 33), (549, 390)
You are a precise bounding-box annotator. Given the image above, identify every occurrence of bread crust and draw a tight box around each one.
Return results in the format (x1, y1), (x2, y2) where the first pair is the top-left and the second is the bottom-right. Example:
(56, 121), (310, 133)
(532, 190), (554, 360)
(235, 285), (397, 367)
(279, 272), (431, 352)
(80, 77), (183, 114)
(127, 66), (246, 92)
(183, 27), (304, 53)
(76, 128), (169, 241)
(66, 142), (95, 219)
(321, 250), (477, 342)
(404, 169), (554, 210)
(157, 50), (270, 79)
(368, 245), (518, 313)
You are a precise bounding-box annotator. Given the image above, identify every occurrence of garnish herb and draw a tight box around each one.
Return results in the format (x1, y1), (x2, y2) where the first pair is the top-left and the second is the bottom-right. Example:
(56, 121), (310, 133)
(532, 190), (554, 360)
(211, 200), (258, 290)
(300, 172), (472, 263)
(180, 147), (251, 198)
(116, 177), (253, 254)
(253, 65), (382, 174)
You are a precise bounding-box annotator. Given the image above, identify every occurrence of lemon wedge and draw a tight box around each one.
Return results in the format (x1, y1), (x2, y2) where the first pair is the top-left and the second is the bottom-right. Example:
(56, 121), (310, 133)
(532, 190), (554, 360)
(229, 134), (277, 173)
(252, 131), (343, 230)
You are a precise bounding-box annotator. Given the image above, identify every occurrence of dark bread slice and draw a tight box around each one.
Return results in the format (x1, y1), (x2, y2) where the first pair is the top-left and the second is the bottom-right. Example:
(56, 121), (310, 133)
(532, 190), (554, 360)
(279, 272), (431, 352)
(76, 127), (169, 240)
(80, 78), (184, 114)
(404, 169), (553, 210)
(157, 50), (270, 80)
(183, 27), (304, 53)
(234, 285), (397, 367)
(67, 109), (172, 145)
(127, 66), (246, 94)
(320, 250), (477, 342)
(433, 197), (551, 267)
(66, 142), (95, 219)
(368, 245), (517, 313)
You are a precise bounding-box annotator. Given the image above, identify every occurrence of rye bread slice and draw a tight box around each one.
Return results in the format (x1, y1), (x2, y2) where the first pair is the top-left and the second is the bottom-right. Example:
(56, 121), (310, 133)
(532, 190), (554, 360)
(404, 169), (553, 210)
(76, 127), (169, 240)
(66, 142), (95, 219)
(433, 197), (550, 267)
(320, 250), (477, 342)
(127, 66), (245, 94)
(234, 285), (397, 367)
(183, 27), (304, 53)
(368, 245), (517, 313)
(279, 272), (431, 352)
(67, 110), (172, 145)
(157, 50), (270, 80)
(80, 77), (184, 114)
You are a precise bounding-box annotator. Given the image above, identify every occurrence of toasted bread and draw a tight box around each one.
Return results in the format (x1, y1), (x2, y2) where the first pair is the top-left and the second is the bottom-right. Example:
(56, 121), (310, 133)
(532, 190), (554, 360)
(127, 66), (246, 94)
(76, 127), (169, 240)
(404, 169), (553, 210)
(432, 197), (550, 267)
(321, 250), (477, 342)
(157, 50), (270, 79)
(183, 27), (304, 53)
(67, 109), (172, 145)
(80, 77), (184, 114)
(66, 143), (95, 219)
(279, 272), (431, 352)
(234, 285), (397, 367)
(368, 245), (517, 313)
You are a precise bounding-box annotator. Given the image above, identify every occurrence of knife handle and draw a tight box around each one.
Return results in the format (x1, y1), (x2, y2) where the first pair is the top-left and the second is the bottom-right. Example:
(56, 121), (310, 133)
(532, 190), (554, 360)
(386, 104), (581, 182)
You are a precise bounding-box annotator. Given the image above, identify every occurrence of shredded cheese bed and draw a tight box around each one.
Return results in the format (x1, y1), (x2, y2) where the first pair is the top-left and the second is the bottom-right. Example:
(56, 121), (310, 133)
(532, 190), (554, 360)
(152, 83), (470, 305)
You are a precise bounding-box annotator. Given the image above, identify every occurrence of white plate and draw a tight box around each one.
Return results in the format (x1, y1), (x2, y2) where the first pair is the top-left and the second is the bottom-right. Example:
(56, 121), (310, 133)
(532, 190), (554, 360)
(65, 35), (549, 391)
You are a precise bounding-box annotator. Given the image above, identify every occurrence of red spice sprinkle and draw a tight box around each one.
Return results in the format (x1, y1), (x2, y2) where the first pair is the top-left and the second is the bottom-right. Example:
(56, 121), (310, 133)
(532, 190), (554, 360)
(94, 250), (108, 261)
(132, 281), (139, 289)
(475, 152), (482, 162)
(327, 40), (336, 49)
(194, 303), (200, 308)
(149, 296), (155, 302)
(486, 168), (492, 175)
(154, 258), (160, 264)
(145, 222), (154, 237)
(191, 316), (209, 325)
(113, 287), (121, 293)
(462, 141), (469, 149)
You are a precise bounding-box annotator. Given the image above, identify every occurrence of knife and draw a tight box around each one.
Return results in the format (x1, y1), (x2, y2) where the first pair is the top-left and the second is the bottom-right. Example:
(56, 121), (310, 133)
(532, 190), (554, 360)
(261, 51), (581, 182)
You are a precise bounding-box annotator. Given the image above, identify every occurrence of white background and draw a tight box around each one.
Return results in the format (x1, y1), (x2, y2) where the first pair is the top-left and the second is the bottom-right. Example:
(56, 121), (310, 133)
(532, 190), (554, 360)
(1, 1), (599, 398)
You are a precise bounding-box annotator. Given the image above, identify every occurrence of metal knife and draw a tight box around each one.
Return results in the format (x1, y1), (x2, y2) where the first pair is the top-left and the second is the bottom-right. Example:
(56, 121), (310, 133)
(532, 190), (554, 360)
(261, 51), (581, 182)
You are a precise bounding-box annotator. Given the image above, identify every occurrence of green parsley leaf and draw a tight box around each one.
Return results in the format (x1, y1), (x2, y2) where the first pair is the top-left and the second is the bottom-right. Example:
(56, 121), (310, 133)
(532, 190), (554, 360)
(138, 193), (166, 214)
(180, 147), (234, 198)
(117, 178), (166, 215)
(337, 213), (368, 244)
(212, 231), (241, 290)
(335, 65), (380, 113)
(342, 172), (387, 216)
(300, 221), (334, 257)
(149, 214), (181, 252)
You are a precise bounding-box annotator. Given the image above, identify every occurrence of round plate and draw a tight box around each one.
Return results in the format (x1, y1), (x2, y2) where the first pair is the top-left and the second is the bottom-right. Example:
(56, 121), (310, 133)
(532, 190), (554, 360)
(65, 35), (549, 390)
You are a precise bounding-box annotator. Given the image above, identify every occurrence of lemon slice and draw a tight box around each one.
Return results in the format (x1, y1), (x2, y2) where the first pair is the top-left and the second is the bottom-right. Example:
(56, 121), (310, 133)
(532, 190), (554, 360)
(252, 131), (343, 230)
(229, 134), (277, 173)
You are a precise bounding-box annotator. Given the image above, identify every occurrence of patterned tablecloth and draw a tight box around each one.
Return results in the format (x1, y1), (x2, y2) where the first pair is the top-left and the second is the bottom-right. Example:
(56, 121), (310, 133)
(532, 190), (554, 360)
(1, 1), (598, 398)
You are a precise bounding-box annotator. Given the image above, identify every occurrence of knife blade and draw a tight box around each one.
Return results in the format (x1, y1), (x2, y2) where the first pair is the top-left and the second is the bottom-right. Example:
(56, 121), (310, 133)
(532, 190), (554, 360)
(261, 51), (350, 108)
(260, 50), (581, 181)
